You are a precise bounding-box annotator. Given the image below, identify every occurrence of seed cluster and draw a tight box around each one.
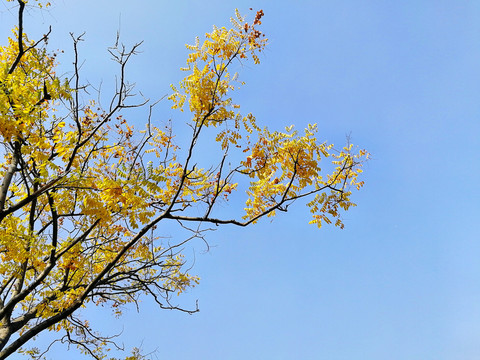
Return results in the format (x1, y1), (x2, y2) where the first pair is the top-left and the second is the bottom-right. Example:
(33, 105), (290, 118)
(244, 9), (266, 46)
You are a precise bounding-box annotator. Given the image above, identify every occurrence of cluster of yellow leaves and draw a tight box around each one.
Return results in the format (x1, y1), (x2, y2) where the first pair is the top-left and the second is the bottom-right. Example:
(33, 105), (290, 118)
(0, 31), (70, 144)
(241, 124), (367, 228)
(169, 9), (267, 125)
(162, 255), (200, 295)
(0, 216), (48, 276)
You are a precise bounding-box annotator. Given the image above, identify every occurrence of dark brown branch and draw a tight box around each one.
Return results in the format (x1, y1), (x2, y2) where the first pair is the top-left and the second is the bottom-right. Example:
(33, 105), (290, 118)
(0, 142), (20, 212)
(7, 0), (26, 75)
(0, 176), (63, 222)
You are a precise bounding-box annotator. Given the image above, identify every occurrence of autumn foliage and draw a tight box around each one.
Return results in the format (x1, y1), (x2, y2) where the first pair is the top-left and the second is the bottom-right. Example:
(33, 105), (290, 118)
(0, 1), (367, 359)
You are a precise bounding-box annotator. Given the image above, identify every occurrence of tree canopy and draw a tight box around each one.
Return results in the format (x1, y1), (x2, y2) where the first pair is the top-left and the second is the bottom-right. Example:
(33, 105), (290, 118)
(0, 1), (368, 359)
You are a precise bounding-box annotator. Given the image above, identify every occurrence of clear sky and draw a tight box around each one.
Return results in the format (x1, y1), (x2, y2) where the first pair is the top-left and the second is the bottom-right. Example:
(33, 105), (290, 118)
(2, 1), (480, 359)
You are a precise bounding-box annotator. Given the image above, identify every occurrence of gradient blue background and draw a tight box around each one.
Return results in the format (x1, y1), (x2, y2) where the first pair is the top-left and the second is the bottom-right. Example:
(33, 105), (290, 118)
(1, 1), (480, 359)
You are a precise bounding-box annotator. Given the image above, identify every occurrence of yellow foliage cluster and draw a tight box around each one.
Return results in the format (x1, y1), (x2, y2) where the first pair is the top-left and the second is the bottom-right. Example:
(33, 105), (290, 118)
(169, 9), (267, 125)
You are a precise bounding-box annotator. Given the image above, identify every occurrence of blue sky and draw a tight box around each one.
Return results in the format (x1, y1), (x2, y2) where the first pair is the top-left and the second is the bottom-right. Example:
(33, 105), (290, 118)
(2, 1), (480, 359)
